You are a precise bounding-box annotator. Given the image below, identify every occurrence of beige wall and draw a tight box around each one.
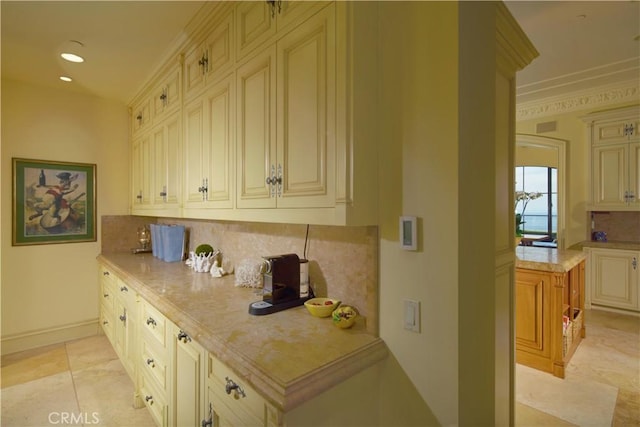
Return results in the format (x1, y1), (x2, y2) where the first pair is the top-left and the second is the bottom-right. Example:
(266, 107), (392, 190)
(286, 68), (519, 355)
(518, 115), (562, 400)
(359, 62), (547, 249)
(515, 101), (637, 247)
(1, 79), (129, 353)
(378, 2), (460, 425)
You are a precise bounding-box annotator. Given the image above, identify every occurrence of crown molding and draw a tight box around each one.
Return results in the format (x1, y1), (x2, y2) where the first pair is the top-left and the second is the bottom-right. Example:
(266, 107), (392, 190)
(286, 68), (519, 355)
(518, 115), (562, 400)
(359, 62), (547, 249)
(516, 79), (640, 121)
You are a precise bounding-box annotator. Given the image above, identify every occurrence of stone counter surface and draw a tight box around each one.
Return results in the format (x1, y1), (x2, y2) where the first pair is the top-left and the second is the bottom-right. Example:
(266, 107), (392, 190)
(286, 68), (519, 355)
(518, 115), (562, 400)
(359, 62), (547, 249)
(569, 240), (640, 251)
(97, 252), (387, 412)
(515, 246), (587, 273)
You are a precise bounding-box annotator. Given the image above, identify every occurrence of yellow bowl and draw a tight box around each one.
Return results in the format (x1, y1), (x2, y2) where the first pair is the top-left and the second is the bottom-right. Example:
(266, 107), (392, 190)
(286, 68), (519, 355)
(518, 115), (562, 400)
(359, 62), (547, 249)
(304, 298), (341, 318)
(332, 305), (358, 329)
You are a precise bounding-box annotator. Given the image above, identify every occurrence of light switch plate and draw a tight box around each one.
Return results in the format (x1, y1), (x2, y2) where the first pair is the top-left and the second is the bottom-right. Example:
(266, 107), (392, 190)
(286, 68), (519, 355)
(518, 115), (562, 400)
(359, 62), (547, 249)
(404, 299), (420, 333)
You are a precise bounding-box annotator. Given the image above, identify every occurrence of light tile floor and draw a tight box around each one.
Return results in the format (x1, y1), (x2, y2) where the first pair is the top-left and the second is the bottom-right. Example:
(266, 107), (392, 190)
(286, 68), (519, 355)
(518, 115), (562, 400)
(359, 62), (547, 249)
(1, 334), (155, 427)
(1, 309), (638, 427)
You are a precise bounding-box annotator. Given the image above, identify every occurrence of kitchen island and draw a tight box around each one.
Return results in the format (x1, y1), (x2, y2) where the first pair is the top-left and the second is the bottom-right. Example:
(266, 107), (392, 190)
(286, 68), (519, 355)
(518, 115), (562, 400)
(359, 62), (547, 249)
(515, 246), (586, 378)
(97, 252), (387, 426)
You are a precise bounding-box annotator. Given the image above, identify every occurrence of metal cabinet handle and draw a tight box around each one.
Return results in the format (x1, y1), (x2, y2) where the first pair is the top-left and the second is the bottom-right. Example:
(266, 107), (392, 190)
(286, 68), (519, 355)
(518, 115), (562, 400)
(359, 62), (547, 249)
(177, 330), (191, 343)
(146, 358), (155, 368)
(103, 293), (109, 298)
(201, 403), (213, 427)
(145, 395), (154, 405)
(146, 317), (157, 327)
(103, 271), (110, 276)
(120, 286), (128, 292)
(102, 320), (108, 325)
(119, 314), (126, 322)
(198, 178), (208, 201)
(225, 377), (246, 398)
(633, 257), (637, 270)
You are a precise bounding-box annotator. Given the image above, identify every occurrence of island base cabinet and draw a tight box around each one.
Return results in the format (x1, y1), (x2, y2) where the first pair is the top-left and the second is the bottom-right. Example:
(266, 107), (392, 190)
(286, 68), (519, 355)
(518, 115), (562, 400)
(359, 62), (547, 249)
(515, 260), (585, 378)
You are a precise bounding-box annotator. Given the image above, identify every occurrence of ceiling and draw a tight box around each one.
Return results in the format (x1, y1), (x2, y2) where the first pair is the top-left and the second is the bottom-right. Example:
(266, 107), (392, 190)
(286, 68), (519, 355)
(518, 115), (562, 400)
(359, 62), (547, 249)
(1, 1), (639, 105)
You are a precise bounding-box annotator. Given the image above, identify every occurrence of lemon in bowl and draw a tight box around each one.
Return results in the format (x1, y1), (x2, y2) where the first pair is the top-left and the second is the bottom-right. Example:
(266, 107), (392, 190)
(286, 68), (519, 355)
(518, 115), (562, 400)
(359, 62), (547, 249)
(332, 305), (358, 329)
(304, 298), (340, 318)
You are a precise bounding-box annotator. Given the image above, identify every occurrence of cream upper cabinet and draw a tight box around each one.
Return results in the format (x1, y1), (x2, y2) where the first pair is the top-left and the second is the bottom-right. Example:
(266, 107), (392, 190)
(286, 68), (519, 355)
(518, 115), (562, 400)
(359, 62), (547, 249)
(235, 1), (326, 61)
(184, 8), (235, 101)
(585, 106), (640, 211)
(587, 248), (639, 312)
(237, 4), (335, 210)
(131, 97), (152, 136)
(183, 73), (235, 212)
(132, 112), (181, 217)
(236, 46), (277, 208)
(131, 132), (153, 209)
(152, 64), (181, 121)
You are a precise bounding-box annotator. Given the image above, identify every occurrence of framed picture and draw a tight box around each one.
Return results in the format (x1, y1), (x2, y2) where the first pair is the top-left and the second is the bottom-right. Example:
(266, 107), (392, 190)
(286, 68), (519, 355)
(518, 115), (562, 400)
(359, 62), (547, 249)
(13, 158), (96, 245)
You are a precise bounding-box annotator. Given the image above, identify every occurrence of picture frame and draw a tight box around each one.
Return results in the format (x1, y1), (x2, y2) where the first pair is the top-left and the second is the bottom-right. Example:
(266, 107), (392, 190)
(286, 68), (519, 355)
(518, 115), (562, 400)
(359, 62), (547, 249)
(12, 158), (96, 245)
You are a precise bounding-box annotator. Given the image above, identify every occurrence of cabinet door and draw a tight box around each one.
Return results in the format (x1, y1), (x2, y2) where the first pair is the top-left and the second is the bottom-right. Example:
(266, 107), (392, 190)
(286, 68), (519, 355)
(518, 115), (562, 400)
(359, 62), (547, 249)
(235, 1), (275, 60)
(132, 133), (153, 209)
(204, 74), (235, 208)
(184, 41), (208, 100)
(236, 46), (277, 208)
(515, 270), (549, 357)
(174, 331), (206, 427)
(206, 11), (235, 83)
(152, 113), (181, 208)
(114, 282), (137, 380)
(184, 98), (208, 206)
(592, 143), (627, 207)
(276, 5), (335, 208)
(152, 66), (181, 120)
(591, 249), (639, 311)
(630, 141), (639, 205)
(131, 98), (152, 135)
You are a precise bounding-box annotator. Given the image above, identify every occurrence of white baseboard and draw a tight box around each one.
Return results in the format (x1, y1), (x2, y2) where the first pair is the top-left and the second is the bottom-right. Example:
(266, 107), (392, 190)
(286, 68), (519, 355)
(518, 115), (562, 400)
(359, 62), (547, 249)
(1, 319), (100, 356)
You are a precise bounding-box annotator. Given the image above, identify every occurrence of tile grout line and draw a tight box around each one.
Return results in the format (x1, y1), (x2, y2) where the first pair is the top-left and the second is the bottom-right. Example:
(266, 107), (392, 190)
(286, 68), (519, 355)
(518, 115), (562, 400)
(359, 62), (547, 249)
(64, 341), (85, 426)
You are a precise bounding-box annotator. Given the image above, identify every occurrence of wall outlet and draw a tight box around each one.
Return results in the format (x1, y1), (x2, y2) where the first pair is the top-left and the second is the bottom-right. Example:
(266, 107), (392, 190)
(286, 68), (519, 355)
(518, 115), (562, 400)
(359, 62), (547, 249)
(404, 299), (420, 333)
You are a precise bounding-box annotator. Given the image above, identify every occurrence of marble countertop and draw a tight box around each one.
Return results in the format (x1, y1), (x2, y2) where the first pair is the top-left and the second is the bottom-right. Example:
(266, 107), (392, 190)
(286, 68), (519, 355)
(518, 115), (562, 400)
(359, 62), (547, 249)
(97, 252), (387, 412)
(569, 240), (640, 251)
(515, 246), (587, 273)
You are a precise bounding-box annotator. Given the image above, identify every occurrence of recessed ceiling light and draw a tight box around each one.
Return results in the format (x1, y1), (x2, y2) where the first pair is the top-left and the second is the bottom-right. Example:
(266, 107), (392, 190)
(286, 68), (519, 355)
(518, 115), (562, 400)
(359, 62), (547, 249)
(61, 52), (84, 63)
(60, 40), (85, 63)
(60, 76), (73, 82)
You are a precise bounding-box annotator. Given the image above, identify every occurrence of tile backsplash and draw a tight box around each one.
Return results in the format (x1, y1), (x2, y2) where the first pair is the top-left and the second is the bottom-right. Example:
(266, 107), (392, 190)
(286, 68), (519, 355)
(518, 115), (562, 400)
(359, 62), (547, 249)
(101, 215), (379, 334)
(590, 211), (640, 242)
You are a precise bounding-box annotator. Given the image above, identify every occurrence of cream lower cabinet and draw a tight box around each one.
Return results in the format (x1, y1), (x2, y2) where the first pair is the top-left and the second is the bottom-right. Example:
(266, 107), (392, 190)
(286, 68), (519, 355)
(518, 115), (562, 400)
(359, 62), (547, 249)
(587, 248), (639, 312)
(204, 355), (280, 427)
(173, 328), (207, 427)
(99, 266), (140, 406)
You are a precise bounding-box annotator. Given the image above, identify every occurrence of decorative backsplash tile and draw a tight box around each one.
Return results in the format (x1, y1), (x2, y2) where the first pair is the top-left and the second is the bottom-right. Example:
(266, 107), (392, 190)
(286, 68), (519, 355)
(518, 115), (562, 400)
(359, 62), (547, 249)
(591, 211), (640, 243)
(101, 215), (379, 334)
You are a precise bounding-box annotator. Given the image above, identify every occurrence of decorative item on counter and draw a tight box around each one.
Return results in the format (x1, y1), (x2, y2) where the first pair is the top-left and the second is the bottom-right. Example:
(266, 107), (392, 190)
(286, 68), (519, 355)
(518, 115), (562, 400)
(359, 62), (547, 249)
(304, 297), (340, 318)
(332, 305), (358, 329)
(234, 258), (263, 287)
(132, 225), (152, 254)
(150, 224), (162, 259)
(592, 231), (607, 242)
(299, 258), (309, 298)
(210, 257), (233, 277)
(162, 225), (186, 262)
(186, 244), (219, 273)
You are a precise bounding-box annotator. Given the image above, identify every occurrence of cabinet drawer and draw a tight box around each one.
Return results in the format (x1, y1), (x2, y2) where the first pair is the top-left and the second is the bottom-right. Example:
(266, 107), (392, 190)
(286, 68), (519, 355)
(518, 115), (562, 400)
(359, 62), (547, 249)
(140, 339), (169, 392)
(208, 355), (270, 423)
(139, 371), (169, 427)
(99, 304), (114, 342)
(141, 301), (168, 349)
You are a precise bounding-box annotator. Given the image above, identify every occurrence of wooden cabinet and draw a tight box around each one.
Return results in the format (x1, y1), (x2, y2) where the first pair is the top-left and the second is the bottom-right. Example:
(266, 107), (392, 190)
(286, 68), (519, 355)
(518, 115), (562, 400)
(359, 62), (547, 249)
(173, 329), (207, 427)
(586, 248), (639, 312)
(236, 3), (335, 210)
(183, 73), (235, 212)
(585, 105), (640, 210)
(129, 1), (379, 225)
(184, 7), (235, 100)
(515, 259), (585, 378)
(205, 354), (280, 427)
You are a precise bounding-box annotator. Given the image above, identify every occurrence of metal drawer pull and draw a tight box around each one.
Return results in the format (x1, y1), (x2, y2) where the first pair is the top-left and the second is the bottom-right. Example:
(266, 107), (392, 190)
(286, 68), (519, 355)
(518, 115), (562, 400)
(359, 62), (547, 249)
(146, 358), (155, 368)
(119, 314), (126, 322)
(103, 294), (109, 298)
(225, 377), (246, 398)
(120, 286), (128, 292)
(146, 317), (157, 327)
(201, 403), (213, 427)
(103, 271), (110, 276)
(177, 330), (191, 343)
(145, 395), (154, 405)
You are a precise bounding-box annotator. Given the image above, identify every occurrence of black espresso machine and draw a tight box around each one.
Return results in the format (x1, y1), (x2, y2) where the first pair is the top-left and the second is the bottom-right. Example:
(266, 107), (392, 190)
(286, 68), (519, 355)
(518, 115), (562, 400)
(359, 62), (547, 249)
(248, 253), (313, 315)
